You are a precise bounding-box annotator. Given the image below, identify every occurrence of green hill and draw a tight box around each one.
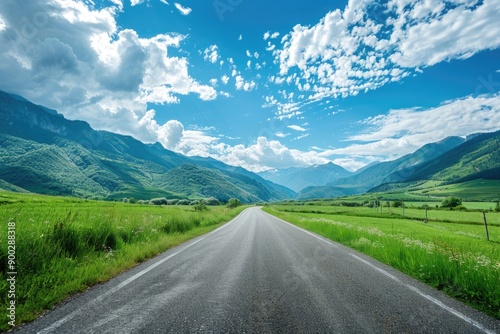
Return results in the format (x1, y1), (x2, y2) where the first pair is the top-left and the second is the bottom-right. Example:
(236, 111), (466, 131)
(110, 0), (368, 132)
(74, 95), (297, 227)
(0, 90), (295, 203)
(405, 131), (500, 182)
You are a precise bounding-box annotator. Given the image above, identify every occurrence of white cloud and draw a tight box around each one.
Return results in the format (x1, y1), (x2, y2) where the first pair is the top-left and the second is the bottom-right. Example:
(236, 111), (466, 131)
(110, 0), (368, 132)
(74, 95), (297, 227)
(174, 3), (192, 15)
(204, 45), (220, 64)
(238, 35), (243, 41)
(209, 78), (218, 87)
(214, 137), (329, 172)
(235, 75), (256, 91)
(320, 93), (500, 158)
(157, 120), (184, 149)
(292, 133), (309, 141)
(221, 75), (229, 85)
(287, 125), (307, 132)
(160, 0), (170, 5)
(0, 14), (6, 31)
(0, 0), (215, 144)
(274, 0), (500, 101)
(264, 31), (280, 40)
(275, 132), (290, 138)
(152, 122), (331, 172)
(130, 0), (143, 6)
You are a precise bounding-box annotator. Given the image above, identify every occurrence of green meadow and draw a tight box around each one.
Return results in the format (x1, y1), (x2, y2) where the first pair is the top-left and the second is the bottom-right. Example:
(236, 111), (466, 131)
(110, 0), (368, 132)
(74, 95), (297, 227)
(264, 204), (500, 319)
(0, 191), (245, 331)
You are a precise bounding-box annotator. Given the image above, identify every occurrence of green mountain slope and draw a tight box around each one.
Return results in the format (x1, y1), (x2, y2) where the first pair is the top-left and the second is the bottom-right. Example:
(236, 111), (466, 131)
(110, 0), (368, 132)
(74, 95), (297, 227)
(158, 164), (262, 202)
(296, 136), (465, 199)
(0, 90), (295, 202)
(404, 131), (500, 182)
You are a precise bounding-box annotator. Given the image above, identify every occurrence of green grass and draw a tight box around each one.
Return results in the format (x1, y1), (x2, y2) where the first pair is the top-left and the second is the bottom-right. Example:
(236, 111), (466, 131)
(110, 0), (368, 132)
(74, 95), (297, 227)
(271, 204), (500, 226)
(264, 205), (500, 319)
(411, 179), (500, 200)
(0, 191), (246, 331)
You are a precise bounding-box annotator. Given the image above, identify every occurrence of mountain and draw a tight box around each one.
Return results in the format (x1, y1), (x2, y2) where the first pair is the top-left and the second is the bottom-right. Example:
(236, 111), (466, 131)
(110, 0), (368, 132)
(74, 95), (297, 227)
(296, 136), (465, 199)
(0, 90), (295, 202)
(398, 131), (500, 183)
(258, 162), (352, 192)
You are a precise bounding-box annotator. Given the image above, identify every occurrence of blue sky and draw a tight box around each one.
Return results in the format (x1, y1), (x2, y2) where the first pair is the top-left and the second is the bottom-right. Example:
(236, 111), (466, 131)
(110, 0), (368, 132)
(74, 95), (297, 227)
(0, 0), (499, 171)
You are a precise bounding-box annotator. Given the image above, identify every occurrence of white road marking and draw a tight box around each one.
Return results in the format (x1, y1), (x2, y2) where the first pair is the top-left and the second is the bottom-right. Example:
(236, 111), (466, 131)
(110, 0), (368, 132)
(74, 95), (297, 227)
(37, 211), (244, 334)
(262, 209), (496, 334)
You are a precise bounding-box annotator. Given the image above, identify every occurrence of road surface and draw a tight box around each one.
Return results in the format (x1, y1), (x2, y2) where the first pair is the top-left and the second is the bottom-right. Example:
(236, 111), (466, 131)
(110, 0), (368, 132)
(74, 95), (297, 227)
(16, 207), (499, 333)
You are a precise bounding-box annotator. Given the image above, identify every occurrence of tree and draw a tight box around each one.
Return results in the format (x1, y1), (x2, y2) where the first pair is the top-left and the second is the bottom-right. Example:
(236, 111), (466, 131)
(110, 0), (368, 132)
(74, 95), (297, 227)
(495, 201), (500, 212)
(227, 198), (242, 208)
(441, 196), (462, 209)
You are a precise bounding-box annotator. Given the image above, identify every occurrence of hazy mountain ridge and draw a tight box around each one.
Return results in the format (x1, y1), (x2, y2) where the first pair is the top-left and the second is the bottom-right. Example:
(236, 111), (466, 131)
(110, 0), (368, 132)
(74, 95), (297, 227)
(292, 137), (465, 199)
(258, 162), (352, 192)
(0, 90), (295, 202)
(297, 133), (499, 200)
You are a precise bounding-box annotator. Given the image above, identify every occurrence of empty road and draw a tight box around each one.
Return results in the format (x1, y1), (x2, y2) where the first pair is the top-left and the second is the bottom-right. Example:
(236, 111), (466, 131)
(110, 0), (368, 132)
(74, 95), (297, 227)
(16, 207), (499, 333)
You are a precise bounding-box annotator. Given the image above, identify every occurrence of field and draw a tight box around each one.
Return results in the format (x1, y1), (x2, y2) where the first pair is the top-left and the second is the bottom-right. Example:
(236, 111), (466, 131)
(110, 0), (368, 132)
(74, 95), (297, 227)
(264, 204), (500, 319)
(0, 191), (245, 331)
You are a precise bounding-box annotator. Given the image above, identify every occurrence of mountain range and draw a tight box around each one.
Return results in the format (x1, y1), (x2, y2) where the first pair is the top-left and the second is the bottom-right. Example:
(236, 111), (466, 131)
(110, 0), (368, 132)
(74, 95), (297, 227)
(0, 90), (295, 203)
(258, 162), (352, 192)
(292, 132), (499, 199)
(1, 89), (498, 202)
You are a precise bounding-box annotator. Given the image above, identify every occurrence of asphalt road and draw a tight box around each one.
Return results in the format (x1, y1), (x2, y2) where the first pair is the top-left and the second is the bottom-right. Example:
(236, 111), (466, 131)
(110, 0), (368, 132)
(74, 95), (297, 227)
(16, 207), (499, 333)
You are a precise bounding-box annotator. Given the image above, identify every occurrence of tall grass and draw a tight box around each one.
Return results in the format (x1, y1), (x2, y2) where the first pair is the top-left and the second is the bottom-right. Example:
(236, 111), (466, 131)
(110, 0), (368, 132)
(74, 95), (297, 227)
(264, 206), (500, 319)
(0, 192), (245, 331)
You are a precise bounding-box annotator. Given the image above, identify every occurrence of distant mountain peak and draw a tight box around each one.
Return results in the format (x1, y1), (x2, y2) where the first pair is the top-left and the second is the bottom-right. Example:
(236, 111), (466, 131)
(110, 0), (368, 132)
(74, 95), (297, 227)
(258, 161), (351, 192)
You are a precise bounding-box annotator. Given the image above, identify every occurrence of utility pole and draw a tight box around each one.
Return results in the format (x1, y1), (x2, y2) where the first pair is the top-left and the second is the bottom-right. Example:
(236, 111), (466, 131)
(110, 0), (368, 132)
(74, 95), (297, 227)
(483, 212), (490, 241)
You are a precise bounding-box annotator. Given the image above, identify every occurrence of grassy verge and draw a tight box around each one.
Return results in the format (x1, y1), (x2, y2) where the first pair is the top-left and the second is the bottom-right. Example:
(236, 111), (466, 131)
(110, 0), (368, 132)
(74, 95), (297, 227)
(271, 204), (500, 226)
(263, 205), (500, 319)
(0, 191), (246, 331)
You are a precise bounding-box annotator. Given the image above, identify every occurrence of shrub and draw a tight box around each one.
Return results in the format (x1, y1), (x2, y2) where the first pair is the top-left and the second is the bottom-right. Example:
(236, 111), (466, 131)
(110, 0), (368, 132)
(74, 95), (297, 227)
(392, 201), (402, 208)
(227, 198), (242, 208)
(204, 197), (221, 206)
(441, 196), (462, 208)
(150, 198), (168, 205)
(194, 201), (208, 212)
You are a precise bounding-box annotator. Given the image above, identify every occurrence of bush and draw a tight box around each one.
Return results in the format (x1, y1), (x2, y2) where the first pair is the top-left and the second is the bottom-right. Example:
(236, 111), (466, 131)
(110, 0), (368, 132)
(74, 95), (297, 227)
(495, 201), (500, 212)
(227, 198), (242, 208)
(204, 197), (221, 206)
(441, 196), (462, 208)
(194, 201), (208, 212)
(150, 198), (168, 205)
(392, 201), (402, 208)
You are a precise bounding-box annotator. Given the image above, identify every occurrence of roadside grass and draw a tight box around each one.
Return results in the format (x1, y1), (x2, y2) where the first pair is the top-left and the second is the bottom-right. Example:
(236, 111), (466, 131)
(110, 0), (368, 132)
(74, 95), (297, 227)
(264, 205), (500, 319)
(0, 191), (246, 331)
(271, 204), (500, 226)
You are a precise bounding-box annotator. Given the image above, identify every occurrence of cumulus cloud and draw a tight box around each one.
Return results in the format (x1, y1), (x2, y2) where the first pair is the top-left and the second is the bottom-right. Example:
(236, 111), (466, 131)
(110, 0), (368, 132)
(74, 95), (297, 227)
(0, 0), (215, 143)
(204, 44), (220, 64)
(157, 120), (184, 149)
(274, 0), (500, 101)
(213, 137), (329, 172)
(235, 75), (256, 91)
